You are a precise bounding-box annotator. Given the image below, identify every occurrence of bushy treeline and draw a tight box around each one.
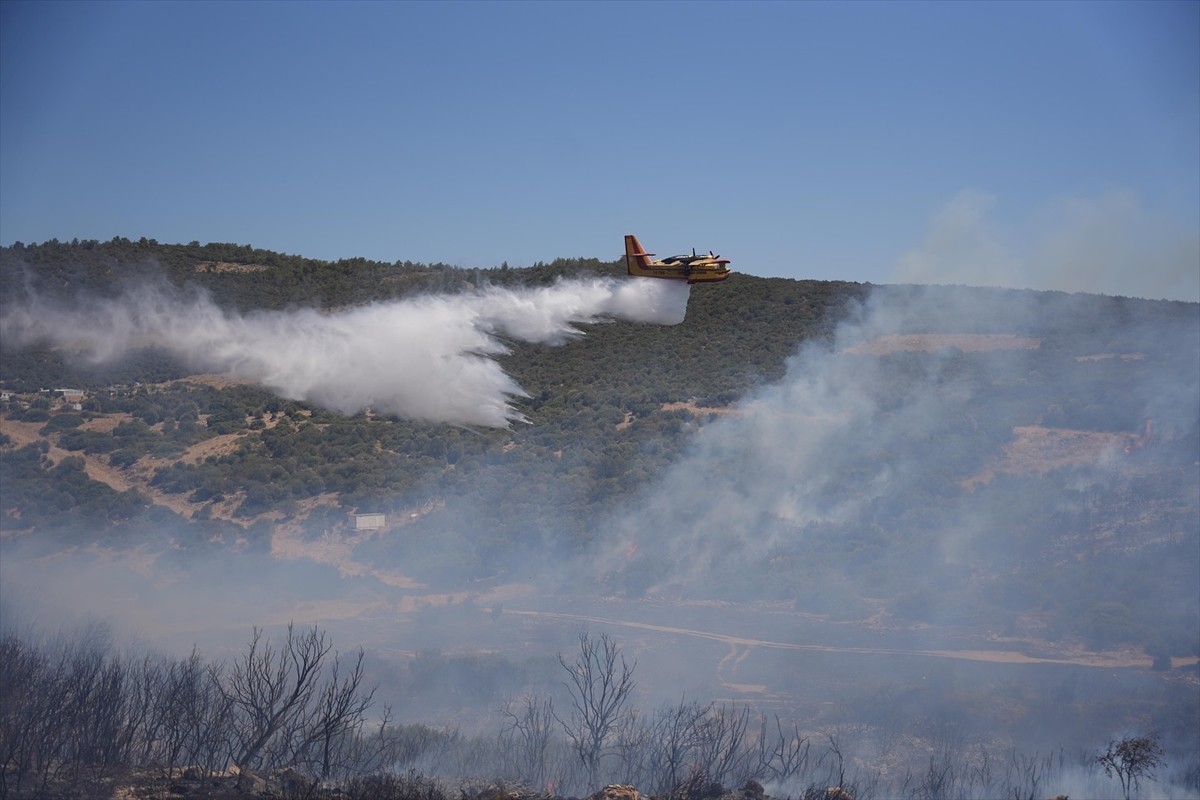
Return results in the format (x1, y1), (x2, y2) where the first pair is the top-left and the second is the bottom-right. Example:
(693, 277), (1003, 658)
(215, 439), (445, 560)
(0, 442), (149, 533)
(2, 625), (1192, 800)
(0, 237), (464, 312)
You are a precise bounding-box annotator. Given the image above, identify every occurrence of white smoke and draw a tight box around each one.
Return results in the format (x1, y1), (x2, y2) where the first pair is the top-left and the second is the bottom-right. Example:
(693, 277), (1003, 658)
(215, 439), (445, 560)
(0, 277), (690, 427)
(894, 188), (1200, 302)
(598, 282), (1200, 598)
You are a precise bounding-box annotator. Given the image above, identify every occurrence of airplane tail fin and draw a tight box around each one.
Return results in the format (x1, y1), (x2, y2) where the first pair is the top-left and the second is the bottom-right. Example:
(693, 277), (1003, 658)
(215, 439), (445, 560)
(625, 234), (656, 276)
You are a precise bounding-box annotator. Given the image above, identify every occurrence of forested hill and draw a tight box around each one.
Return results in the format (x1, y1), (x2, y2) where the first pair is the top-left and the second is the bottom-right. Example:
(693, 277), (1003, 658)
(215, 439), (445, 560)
(0, 236), (863, 397)
(3, 236), (1192, 393)
(1, 238), (1198, 661)
(0, 236), (871, 537)
(0, 235), (860, 318)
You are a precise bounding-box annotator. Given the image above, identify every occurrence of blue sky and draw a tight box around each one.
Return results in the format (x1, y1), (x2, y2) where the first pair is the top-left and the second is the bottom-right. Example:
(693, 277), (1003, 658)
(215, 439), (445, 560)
(2, 0), (1197, 300)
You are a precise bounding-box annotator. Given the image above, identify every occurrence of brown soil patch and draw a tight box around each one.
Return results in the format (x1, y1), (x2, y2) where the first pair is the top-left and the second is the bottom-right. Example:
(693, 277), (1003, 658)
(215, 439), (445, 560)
(270, 523), (423, 589)
(2, 418), (137, 492)
(2, 418), (59, 453)
(79, 413), (133, 433)
(194, 261), (271, 273)
(1, 414), (242, 522)
(176, 432), (247, 465)
(961, 425), (1127, 489)
(1076, 352), (1146, 362)
(267, 497), (446, 591)
(3, 405), (335, 531)
(176, 373), (250, 390)
(844, 333), (1041, 355)
(0, 416), (190, 516)
(660, 400), (740, 417)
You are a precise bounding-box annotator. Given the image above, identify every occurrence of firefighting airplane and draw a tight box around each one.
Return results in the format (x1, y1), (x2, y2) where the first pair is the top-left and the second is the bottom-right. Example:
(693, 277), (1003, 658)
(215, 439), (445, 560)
(624, 234), (731, 284)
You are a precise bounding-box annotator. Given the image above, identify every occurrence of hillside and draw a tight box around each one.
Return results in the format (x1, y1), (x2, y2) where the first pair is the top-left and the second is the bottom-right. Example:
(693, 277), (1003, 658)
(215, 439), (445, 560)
(1, 238), (1198, 797)
(0, 239), (859, 530)
(2, 238), (1197, 639)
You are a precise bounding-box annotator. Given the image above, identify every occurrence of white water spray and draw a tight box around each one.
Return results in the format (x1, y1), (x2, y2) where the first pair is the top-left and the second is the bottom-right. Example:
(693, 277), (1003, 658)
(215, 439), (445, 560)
(0, 277), (691, 427)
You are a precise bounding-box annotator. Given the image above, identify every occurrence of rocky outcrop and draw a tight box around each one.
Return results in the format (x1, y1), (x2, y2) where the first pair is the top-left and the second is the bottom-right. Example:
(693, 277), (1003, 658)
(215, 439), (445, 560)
(587, 786), (641, 800)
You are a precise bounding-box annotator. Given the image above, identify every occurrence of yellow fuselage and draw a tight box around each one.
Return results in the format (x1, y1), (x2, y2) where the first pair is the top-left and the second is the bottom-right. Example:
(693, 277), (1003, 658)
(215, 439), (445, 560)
(624, 234), (731, 284)
(629, 260), (731, 283)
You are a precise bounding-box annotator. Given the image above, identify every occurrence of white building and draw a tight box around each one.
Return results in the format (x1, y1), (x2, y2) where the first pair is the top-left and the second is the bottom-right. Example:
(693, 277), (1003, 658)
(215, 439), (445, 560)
(353, 513), (385, 530)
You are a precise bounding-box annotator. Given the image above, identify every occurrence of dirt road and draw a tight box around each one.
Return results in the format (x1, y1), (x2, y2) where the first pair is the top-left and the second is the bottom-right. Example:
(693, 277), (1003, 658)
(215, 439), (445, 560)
(503, 608), (1188, 694)
(2, 417), (208, 519)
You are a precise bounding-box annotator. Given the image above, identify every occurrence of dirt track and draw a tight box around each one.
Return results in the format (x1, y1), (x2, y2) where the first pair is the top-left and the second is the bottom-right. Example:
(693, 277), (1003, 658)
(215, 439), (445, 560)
(502, 608), (1194, 690)
(843, 333), (1042, 355)
(1, 417), (207, 519)
(1, 409), (287, 524)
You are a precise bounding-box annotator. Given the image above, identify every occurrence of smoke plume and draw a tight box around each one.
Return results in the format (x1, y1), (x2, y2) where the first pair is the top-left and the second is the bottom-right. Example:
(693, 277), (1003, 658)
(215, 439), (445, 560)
(894, 189), (1200, 302)
(596, 283), (1200, 606)
(0, 277), (689, 427)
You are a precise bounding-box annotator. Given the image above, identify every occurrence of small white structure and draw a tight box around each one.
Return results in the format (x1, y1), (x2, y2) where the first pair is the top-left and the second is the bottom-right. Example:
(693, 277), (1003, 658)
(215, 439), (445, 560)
(353, 513), (385, 530)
